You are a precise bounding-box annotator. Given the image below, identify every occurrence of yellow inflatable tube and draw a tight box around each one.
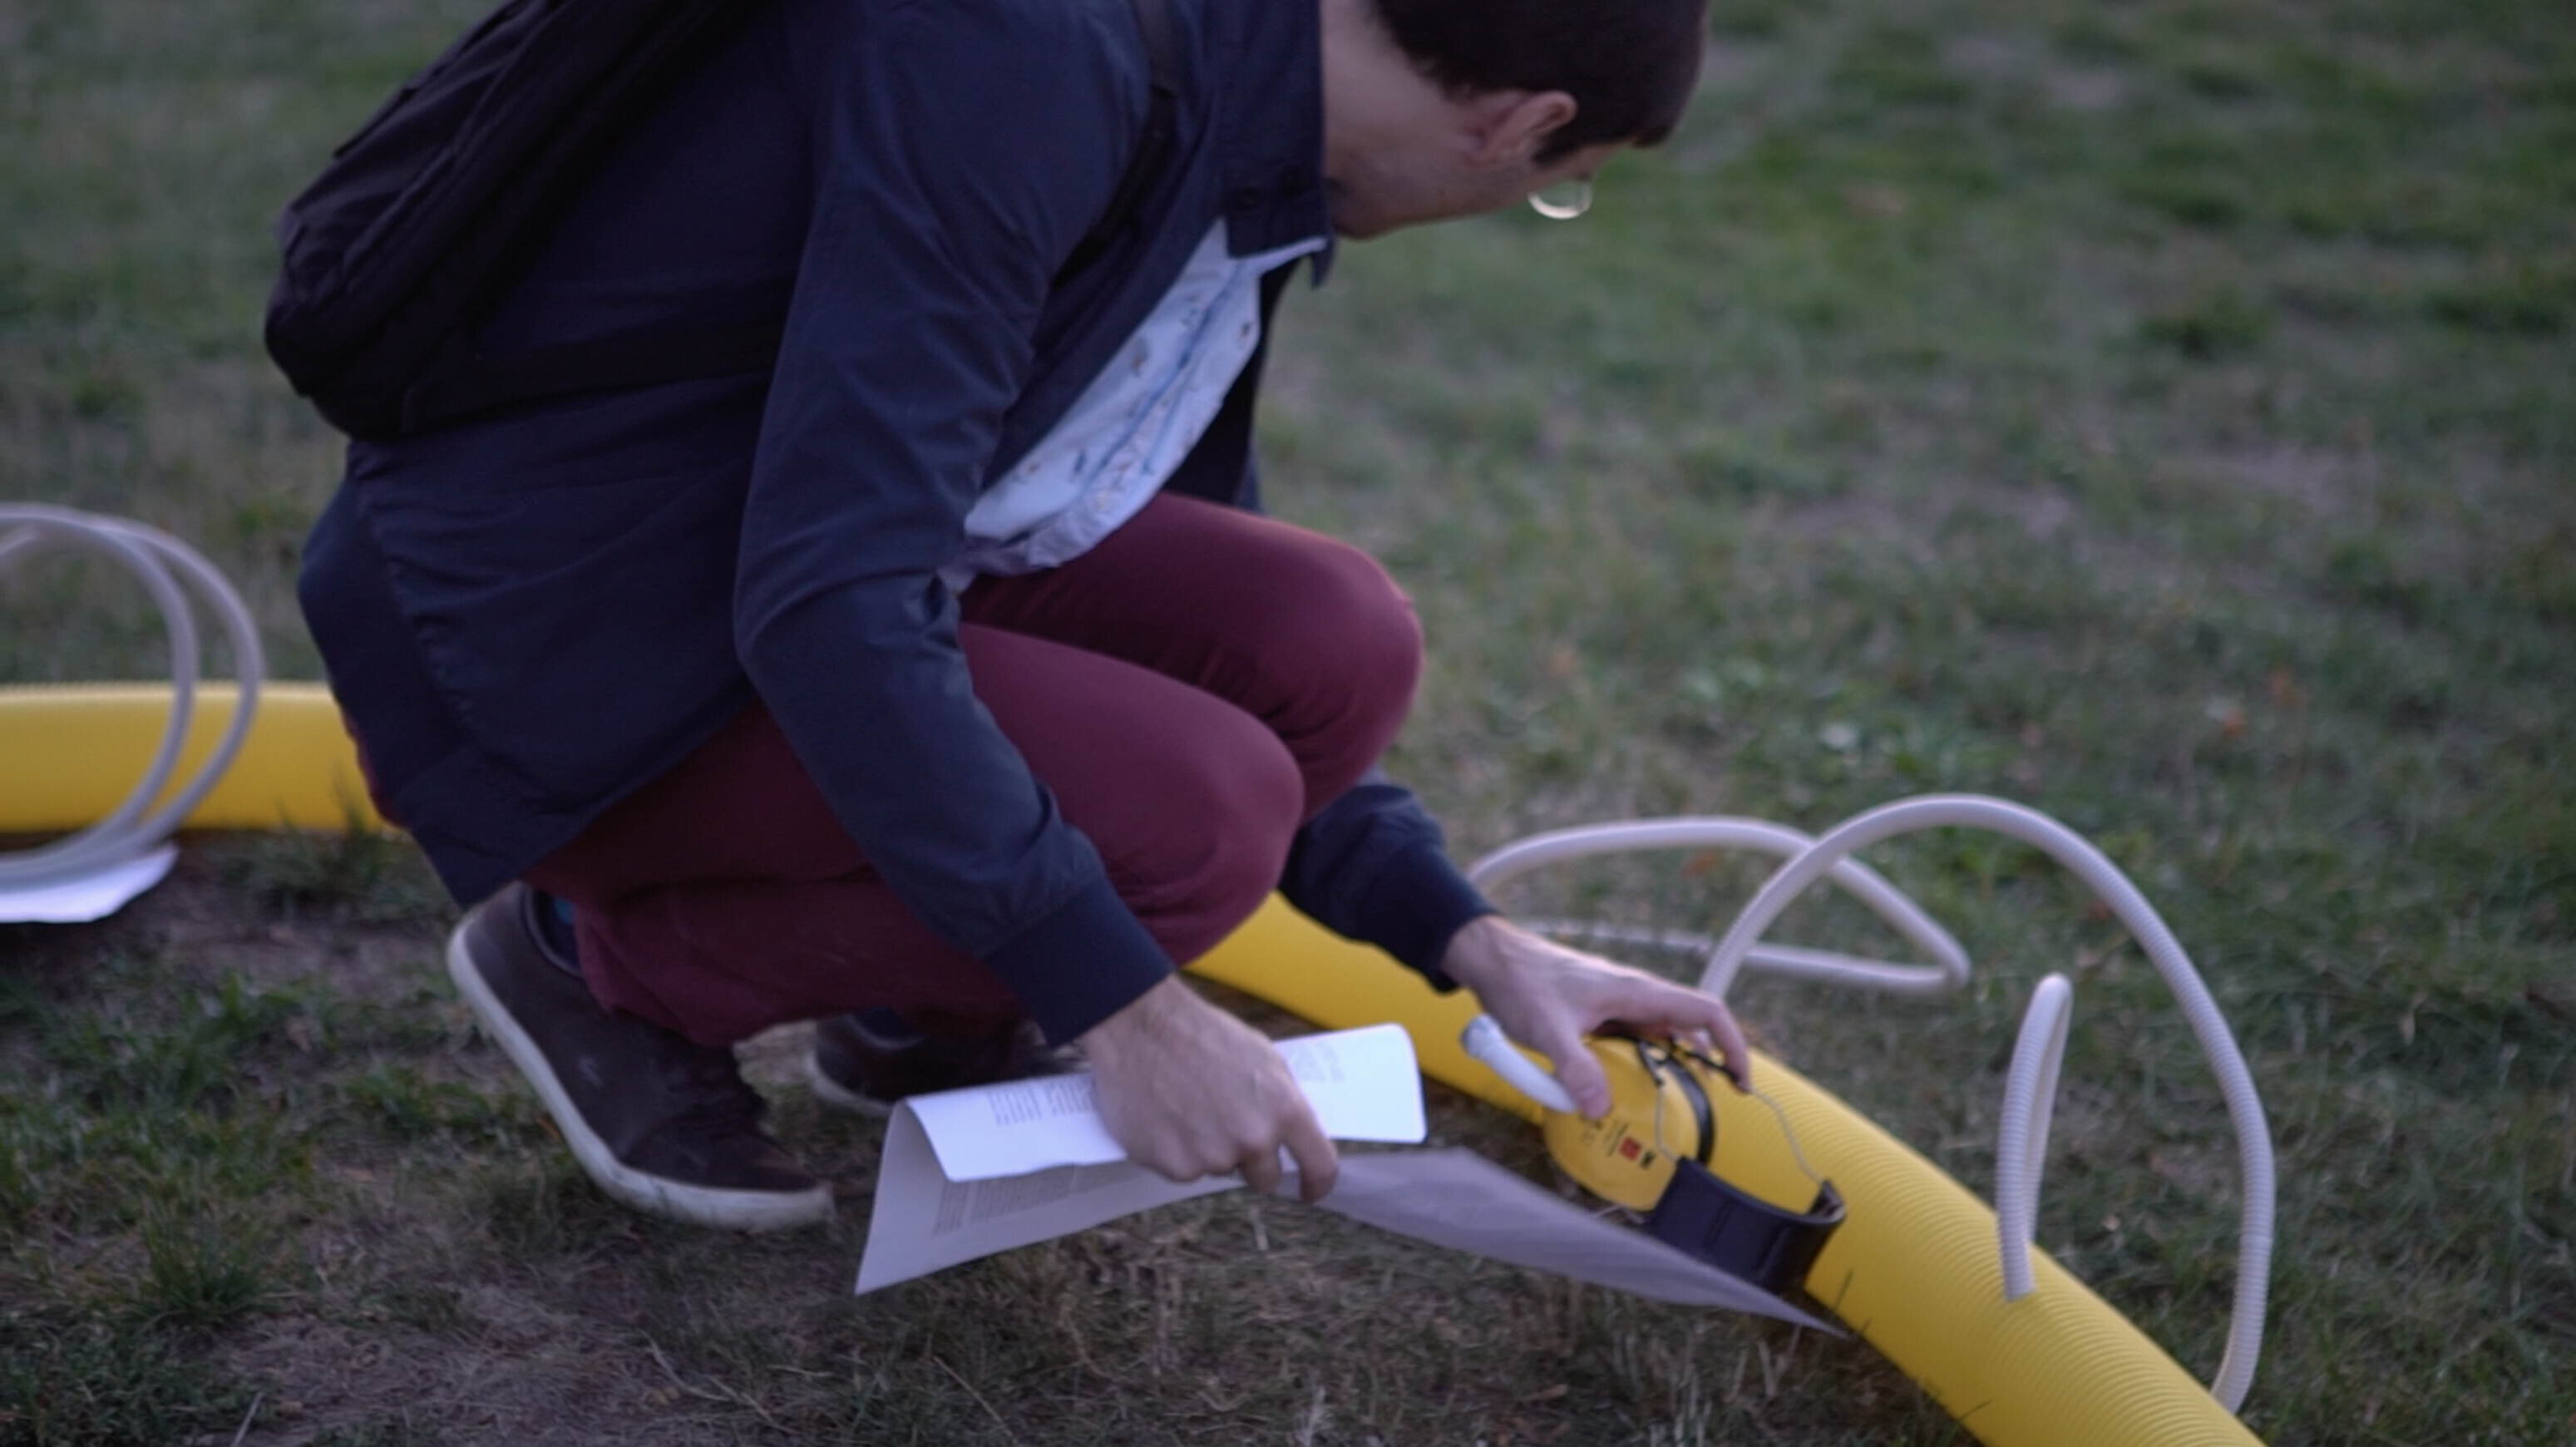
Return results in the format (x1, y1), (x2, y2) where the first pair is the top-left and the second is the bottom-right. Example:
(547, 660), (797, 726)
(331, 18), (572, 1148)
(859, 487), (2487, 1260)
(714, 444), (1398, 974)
(2, 683), (382, 833)
(1, 682), (2262, 1447)
(1196, 906), (2265, 1447)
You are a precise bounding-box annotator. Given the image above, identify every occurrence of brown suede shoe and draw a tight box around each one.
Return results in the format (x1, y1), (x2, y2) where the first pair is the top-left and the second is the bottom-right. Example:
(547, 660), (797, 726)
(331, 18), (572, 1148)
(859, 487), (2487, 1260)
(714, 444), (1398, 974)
(447, 884), (832, 1231)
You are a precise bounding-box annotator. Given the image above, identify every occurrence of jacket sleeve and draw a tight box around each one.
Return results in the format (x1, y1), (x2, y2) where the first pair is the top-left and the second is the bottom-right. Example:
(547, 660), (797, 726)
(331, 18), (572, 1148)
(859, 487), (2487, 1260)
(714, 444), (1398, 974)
(1280, 769), (1498, 990)
(732, 1), (1167, 1044)
(1167, 269), (1501, 987)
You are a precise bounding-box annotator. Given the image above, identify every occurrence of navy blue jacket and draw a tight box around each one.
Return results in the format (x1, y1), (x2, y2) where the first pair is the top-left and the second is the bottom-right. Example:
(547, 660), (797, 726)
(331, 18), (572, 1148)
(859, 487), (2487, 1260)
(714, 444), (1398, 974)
(298, 0), (1493, 1042)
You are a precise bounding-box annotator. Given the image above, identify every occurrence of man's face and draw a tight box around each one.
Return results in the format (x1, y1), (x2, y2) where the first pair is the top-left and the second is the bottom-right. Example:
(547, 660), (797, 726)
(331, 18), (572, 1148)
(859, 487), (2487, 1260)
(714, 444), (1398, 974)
(1328, 137), (1630, 240)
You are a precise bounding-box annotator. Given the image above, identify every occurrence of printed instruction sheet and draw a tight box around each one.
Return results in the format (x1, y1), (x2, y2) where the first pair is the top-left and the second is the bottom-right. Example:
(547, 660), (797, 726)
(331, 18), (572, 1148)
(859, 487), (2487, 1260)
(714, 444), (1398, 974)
(854, 1021), (1830, 1329)
(857, 1024), (1423, 1291)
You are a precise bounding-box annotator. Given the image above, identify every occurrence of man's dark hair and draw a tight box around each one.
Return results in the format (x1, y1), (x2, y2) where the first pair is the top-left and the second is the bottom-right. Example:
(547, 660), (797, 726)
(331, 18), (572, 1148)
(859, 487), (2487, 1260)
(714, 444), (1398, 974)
(1371, 0), (1710, 162)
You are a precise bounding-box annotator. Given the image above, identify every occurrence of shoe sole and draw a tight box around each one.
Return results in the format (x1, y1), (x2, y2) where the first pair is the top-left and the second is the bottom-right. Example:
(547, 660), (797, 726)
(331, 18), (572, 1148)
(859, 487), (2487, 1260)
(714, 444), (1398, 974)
(446, 921), (834, 1232)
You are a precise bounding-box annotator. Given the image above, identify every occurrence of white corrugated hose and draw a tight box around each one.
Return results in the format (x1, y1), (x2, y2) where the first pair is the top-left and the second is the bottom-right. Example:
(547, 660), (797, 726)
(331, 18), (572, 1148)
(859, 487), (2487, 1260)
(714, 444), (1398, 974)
(0, 503), (264, 888)
(1458, 796), (2274, 1415)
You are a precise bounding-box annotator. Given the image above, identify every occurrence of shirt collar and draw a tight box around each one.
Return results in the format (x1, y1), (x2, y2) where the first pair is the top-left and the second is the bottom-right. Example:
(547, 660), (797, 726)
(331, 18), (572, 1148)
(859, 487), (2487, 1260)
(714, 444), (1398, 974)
(1207, 0), (1335, 282)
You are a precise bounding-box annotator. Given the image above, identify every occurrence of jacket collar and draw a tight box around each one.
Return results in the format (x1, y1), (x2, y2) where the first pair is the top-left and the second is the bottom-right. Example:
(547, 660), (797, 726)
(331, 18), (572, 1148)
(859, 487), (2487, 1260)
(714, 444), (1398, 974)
(1207, 0), (1335, 281)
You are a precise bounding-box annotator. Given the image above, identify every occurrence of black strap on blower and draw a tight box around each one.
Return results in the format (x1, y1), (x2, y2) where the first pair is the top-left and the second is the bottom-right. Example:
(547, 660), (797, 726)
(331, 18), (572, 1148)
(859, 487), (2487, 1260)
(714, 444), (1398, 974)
(1636, 1038), (1847, 1298)
(1646, 1161), (1846, 1296)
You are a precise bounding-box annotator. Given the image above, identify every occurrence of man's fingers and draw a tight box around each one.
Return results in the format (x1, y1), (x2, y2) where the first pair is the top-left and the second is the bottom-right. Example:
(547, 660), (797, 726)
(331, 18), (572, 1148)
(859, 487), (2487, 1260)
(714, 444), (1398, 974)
(1543, 1025), (1613, 1118)
(1663, 985), (1754, 1088)
(1280, 1104), (1339, 1203)
(1239, 1143), (1284, 1198)
(1133, 1147), (1190, 1184)
(1705, 1003), (1754, 1089)
(1606, 975), (1755, 1089)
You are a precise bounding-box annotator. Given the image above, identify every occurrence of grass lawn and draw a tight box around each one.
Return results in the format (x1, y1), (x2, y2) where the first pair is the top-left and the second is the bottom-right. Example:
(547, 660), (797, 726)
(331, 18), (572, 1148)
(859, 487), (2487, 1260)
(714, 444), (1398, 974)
(4, 0), (2571, 1442)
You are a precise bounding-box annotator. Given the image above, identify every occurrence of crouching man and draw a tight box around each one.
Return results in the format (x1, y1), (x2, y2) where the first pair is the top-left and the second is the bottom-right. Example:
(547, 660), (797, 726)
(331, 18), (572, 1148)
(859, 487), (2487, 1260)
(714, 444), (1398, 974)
(299, 0), (1746, 1229)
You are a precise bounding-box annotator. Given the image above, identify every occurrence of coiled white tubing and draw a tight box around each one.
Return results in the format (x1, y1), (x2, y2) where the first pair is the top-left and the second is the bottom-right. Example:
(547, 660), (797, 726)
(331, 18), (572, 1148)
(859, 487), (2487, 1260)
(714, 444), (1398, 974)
(0, 504), (265, 889)
(1459, 796), (2274, 1415)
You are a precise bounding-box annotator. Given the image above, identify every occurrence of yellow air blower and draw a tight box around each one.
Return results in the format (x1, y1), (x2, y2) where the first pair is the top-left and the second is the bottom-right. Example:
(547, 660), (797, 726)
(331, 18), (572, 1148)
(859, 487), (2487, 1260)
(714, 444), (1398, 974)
(1468, 1019), (1845, 1298)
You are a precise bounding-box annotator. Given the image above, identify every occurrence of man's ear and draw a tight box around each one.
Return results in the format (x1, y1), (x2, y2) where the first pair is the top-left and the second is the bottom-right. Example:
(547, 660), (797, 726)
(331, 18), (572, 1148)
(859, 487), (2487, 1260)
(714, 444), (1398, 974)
(1460, 89), (1579, 169)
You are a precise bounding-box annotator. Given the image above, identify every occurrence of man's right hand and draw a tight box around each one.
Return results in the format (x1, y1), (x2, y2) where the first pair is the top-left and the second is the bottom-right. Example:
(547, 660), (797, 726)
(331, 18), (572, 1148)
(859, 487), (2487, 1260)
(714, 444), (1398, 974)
(1081, 975), (1339, 1203)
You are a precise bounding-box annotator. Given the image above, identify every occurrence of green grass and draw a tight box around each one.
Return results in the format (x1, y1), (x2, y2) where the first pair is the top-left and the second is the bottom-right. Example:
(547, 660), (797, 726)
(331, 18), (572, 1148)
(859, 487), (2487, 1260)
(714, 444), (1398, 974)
(5, 0), (2573, 1441)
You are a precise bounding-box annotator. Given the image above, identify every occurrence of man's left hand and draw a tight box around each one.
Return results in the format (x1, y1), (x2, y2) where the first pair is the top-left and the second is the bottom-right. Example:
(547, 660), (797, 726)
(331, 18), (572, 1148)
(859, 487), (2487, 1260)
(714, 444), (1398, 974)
(1441, 914), (1751, 1118)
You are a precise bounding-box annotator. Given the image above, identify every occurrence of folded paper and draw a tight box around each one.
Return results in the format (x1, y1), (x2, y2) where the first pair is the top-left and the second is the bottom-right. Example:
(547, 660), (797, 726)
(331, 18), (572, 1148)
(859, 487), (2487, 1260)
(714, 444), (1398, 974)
(858, 1024), (1424, 1291)
(854, 1022), (1832, 1329)
(0, 843), (175, 924)
(904, 1022), (1427, 1183)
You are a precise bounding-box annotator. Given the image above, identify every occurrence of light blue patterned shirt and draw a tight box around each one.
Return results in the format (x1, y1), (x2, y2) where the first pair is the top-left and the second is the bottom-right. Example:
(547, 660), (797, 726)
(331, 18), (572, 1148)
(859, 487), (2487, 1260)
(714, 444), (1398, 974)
(943, 221), (1328, 590)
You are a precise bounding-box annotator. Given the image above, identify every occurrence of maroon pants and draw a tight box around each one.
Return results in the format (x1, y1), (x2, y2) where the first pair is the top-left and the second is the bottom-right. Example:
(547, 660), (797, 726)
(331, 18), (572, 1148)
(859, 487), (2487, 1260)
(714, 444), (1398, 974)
(519, 495), (1424, 1046)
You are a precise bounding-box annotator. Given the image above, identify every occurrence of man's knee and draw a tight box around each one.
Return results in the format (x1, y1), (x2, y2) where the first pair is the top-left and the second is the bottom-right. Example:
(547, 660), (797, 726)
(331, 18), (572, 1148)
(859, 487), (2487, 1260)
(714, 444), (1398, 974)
(1118, 715), (1304, 950)
(1258, 533), (1424, 738)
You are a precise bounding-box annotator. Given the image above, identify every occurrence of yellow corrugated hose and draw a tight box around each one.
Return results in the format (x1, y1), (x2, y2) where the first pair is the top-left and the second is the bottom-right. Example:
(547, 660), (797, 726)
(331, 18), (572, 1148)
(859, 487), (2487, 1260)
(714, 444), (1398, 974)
(2, 684), (378, 833)
(0, 681), (2268, 1447)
